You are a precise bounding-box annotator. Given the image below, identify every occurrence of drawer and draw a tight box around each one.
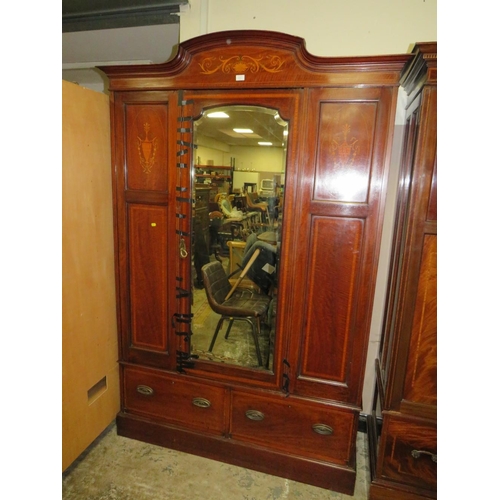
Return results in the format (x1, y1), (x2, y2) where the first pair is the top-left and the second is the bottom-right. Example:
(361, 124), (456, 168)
(123, 366), (227, 435)
(379, 414), (437, 491)
(230, 391), (356, 465)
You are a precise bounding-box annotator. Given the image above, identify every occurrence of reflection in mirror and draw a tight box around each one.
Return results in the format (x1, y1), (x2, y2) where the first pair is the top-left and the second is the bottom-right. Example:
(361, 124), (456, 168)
(191, 105), (288, 371)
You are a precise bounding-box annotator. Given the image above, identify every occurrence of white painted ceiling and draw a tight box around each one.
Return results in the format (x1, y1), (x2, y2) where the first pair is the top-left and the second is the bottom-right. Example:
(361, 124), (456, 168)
(62, 23), (180, 92)
(61, 3), (284, 146)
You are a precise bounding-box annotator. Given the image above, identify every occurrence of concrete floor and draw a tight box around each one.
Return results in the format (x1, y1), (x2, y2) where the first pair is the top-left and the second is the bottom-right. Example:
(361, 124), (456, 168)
(62, 423), (371, 499)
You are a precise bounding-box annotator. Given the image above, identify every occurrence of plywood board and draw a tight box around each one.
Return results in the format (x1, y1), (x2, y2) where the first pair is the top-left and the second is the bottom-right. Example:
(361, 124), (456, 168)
(62, 81), (119, 472)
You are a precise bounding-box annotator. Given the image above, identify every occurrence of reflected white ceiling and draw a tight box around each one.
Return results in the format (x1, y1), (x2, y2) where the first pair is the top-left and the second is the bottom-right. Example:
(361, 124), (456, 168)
(196, 106), (288, 148)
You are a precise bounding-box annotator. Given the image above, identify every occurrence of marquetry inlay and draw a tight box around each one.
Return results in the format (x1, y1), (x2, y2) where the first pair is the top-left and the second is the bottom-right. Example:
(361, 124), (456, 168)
(137, 123), (158, 174)
(332, 124), (359, 168)
(199, 54), (285, 75)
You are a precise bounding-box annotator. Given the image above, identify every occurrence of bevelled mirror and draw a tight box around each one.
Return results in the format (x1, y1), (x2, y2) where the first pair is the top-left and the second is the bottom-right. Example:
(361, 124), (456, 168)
(190, 105), (288, 371)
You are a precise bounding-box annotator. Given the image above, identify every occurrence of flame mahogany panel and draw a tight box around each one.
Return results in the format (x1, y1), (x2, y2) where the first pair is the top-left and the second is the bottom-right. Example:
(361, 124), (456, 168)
(378, 414), (437, 491)
(403, 235), (437, 406)
(128, 204), (169, 351)
(125, 104), (169, 192)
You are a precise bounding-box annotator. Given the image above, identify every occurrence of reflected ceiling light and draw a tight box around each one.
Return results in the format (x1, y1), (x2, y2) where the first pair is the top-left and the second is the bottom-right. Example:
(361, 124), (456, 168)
(258, 142), (273, 146)
(283, 130), (288, 136)
(207, 111), (229, 118)
(233, 128), (254, 133)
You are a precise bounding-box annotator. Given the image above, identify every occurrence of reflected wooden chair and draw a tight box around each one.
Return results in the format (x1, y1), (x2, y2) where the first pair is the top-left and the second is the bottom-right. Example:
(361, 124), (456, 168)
(245, 192), (269, 224)
(201, 260), (271, 366)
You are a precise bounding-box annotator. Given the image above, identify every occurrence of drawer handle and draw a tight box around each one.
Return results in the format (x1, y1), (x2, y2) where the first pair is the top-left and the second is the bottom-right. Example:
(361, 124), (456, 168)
(411, 449), (437, 463)
(136, 385), (154, 396)
(245, 409), (265, 421)
(312, 423), (333, 436)
(192, 397), (211, 408)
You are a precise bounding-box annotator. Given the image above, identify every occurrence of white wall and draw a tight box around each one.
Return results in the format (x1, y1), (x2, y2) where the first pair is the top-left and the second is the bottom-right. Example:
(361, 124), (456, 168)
(179, 0), (436, 413)
(180, 0), (436, 55)
(230, 145), (284, 173)
(196, 143), (283, 171)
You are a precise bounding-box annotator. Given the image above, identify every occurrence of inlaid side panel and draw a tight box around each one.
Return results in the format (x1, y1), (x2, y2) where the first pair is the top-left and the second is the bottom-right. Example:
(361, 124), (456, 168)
(314, 102), (377, 203)
(128, 204), (169, 351)
(403, 234), (437, 406)
(301, 217), (363, 383)
(125, 104), (169, 192)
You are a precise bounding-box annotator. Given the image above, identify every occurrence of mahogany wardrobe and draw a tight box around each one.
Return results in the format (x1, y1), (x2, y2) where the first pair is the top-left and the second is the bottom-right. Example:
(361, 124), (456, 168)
(100, 31), (412, 495)
(367, 42), (437, 500)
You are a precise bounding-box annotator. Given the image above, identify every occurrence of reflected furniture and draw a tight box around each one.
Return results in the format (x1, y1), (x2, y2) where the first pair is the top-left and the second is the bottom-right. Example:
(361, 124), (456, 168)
(201, 261), (271, 367)
(240, 233), (278, 295)
(245, 191), (269, 223)
(215, 193), (234, 217)
(194, 164), (233, 195)
(100, 31), (411, 495)
(193, 186), (211, 287)
(367, 43), (437, 500)
(214, 193), (261, 254)
(227, 240), (260, 292)
(208, 211), (223, 262)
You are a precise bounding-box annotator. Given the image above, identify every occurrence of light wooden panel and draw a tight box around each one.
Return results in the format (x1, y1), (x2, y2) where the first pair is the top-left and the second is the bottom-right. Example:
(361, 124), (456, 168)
(62, 81), (119, 472)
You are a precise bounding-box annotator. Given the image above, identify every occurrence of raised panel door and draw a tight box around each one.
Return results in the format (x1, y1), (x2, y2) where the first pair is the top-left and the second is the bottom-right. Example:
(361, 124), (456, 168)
(287, 87), (398, 405)
(125, 103), (169, 191)
(112, 92), (178, 369)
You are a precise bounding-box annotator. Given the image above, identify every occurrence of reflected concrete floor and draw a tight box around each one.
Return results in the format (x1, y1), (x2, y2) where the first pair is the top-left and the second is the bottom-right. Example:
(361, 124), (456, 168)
(191, 285), (272, 369)
(62, 423), (371, 499)
(191, 256), (273, 370)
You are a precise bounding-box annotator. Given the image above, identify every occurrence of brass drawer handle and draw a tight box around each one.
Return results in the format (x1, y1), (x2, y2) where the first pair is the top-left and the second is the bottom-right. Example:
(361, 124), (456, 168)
(192, 397), (211, 408)
(245, 409), (265, 421)
(136, 385), (154, 396)
(312, 423), (333, 436)
(411, 449), (437, 463)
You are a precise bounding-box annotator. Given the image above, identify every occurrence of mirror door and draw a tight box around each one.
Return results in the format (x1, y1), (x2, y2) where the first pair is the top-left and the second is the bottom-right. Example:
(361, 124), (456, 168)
(183, 92), (301, 379)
